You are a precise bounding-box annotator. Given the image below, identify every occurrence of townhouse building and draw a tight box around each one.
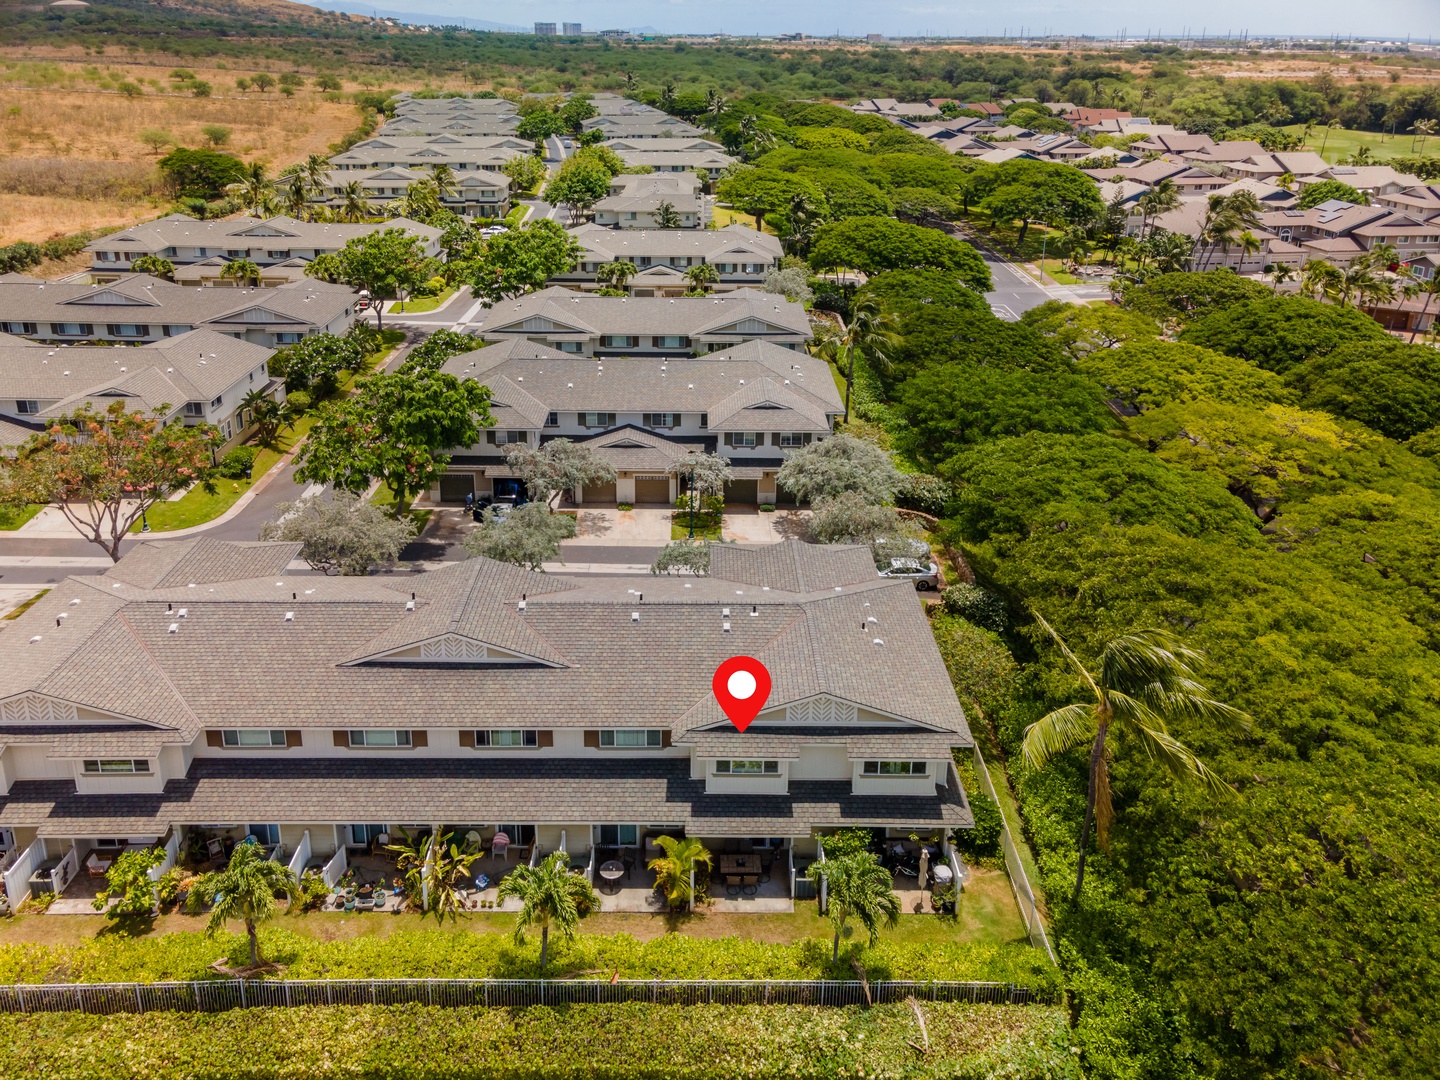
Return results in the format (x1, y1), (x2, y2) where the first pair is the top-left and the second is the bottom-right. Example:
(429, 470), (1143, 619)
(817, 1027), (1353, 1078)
(0, 275), (358, 350)
(558, 224), (782, 295)
(435, 336), (841, 506)
(316, 167), (512, 219)
(471, 287), (811, 356)
(0, 330), (278, 449)
(593, 173), (708, 229)
(602, 146), (737, 181)
(329, 136), (532, 174)
(581, 114), (705, 140)
(86, 216), (442, 284)
(0, 538), (974, 908)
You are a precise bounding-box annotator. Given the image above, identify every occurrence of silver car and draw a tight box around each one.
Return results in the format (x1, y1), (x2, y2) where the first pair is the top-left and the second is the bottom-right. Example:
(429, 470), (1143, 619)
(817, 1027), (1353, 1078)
(879, 559), (941, 590)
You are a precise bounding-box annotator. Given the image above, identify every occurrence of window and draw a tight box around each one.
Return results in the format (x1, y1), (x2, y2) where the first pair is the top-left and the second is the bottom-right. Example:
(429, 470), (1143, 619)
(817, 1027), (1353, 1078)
(580, 412), (616, 428)
(275, 333), (303, 345)
(558, 341), (584, 354)
(105, 323), (148, 338)
(222, 730), (286, 747)
(487, 429), (528, 444)
(862, 760), (929, 776)
(643, 413), (677, 429)
(83, 759), (151, 774)
(652, 336), (688, 348)
(3, 322), (37, 335)
(184, 402), (205, 417)
(545, 411), (559, 427)
(265, 250), (290, 259)
(349, 730), (412, 747)
(599, 336), (638, 349)
(698, 413), (708, 429)
(777, 433), (809, 448)
(247, 824), (280, 845)
(51, 323), (93, 337)
(599, 729), (663, 747)
(477, 729), (538, 747)
(15, 400), (38, 415)
(714, 760), (779, 775)
(598, 824), (638, 846)
(226, 249), (246, 258)
(725, 432), (759, 448)
(349, 823), (387, 845)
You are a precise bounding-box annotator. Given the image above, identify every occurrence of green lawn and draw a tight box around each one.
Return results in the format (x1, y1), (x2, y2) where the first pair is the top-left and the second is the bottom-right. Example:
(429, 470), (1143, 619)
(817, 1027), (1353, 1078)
(1036, 258), (1085, 286)
(672, 517), (721, 541)
(0, 504), (42, 531)
(368, 482), (432, 534)
(1281, 123), (1427, 165)
(391, 286), (456, 315)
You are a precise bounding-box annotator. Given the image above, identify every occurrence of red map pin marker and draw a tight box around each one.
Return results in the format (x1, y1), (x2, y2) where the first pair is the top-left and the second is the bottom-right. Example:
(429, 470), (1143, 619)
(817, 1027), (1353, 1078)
(712, 656), (772, 733)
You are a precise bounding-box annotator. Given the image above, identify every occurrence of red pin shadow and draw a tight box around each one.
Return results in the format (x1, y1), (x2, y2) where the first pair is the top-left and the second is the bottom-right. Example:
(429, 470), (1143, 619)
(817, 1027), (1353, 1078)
(713, 656), (772, 732)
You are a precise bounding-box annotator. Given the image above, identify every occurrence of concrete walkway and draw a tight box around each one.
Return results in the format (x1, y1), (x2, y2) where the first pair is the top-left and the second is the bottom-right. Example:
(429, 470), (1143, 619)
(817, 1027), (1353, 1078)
(569, 507), (674, 545)
(722, 508), (809, 543)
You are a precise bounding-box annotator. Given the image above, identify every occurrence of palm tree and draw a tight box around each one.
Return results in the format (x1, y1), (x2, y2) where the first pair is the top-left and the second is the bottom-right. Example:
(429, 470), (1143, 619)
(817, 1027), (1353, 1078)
(659, 79), (678, 112)
(387, 828), (482, 923)
(1135, 176), (1180, 238)
(647, 835), (712, 910)
(186, 842), (299, 969)
(1268, 262), (1297, 293)
(834, 293), (901, 424)
(282, 171), (310, 219)
(1143, 229), (1195, 274)
(1022, 612), (1250, 903)
(301, 154), (330, 194)
(340, 181), (371, 223)
(1319, 119), (1343, 159)
(228, 163), (276, 217)
(1411, 118), (1438, 154)
(497, 851), (599, 971)
(1408, 274), (1440, 342)
(1301, 258), (1342, 301)
(683, 262), (719, 295)
(705, 88), (728, 130)
(805, 853), (900, 963)
(220, 259), (261, 287)
(652, 200), (682, 229)
(1334, 254), (1384, 308)
(241, 388), (284, 446)
(1236, 229), (1264, 271)
(130, 255), (175, 280)
(431, 164), (458, 202)
(595, 259), (638, 292)
(736, 114), (775, 160)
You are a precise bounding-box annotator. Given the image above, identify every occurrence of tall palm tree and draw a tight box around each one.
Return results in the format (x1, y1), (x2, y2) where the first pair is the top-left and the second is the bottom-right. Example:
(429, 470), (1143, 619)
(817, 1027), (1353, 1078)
(228, 163), (276, 217)
(340, 181), (371, 223)
(833, 293), (901, 424)
(1301, 258), (1342, 301)
(282, 171), (310, 219)
(1319, 119), (1343, 159)
(496, 851), (599, 971)
(805, 853), (900, 963)
(647, 835), (712, 910)
(186, 842), (299, 969)
(1135, 176), (1180, 238)
(1335, 254), (1384, 308)
(1268, 261), (1297, 293)
(302, 154), (330, 193)
(1408, 274), (1440, 342)
(1236, 229), (1264, 271)
(430, 164), (458, 202)
(683, 262), (719, 295)
(705, 88), (728, 130)
(1022, 612), (1250, 903)
(1411, 118), (1438, 154)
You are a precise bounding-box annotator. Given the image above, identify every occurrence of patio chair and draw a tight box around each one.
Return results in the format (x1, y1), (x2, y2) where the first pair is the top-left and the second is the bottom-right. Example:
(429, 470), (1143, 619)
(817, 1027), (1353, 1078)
(758, 851), (774, 883)
(725, 875), (742, 898)
(741, 875), (759, 896)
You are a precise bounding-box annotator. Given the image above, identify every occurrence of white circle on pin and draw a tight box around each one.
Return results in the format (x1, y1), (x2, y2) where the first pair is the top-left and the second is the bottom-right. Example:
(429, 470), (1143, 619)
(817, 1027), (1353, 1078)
(727, 670), (757, 700)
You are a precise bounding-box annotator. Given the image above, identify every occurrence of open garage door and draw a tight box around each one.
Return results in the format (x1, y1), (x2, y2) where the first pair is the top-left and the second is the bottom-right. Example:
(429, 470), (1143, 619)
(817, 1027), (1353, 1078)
(439, 473), (475, 504)
(724, 478), (759, 505)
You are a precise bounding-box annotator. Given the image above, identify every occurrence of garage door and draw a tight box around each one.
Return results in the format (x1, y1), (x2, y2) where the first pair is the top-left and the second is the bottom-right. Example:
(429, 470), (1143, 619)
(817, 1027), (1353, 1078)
(582, 482), (617, 504)
(775, 482), (801, 506)
(725, 479), (759, 505)
(634, 476), (671, 505)
(439, 473), (475, 504)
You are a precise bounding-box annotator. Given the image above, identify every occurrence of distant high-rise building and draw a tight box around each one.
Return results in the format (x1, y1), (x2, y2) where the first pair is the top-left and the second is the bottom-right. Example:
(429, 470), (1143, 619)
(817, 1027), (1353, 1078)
(534, 22), (556, 35)
(867, 33), (885, 42)
(562, 21), (582, 35)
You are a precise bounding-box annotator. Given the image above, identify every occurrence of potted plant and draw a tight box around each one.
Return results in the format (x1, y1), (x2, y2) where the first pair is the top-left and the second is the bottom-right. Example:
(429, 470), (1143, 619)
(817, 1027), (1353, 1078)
(930, 885), (956, 915)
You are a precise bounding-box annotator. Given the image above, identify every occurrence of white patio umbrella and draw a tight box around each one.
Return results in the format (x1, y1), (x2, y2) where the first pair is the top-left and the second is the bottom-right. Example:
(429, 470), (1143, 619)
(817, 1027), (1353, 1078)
(918, 846), (930, 891)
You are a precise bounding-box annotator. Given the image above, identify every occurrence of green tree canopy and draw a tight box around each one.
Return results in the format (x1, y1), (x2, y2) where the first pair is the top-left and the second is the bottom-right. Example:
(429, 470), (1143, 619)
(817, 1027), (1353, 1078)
(157, 147), (246, 198)
(295, 369), (492, 517)
(974, 159), (1106, 244)
(465, 219), (582, 305)
(716, 167), (826, 233)
(321, 228), (433, 329)
(1078, 341), (1294, 413)
(808, 217), (991, 289)
(258, 491), (416, 575)
(896, 364), (1114, 467)
(774, 433), (902, 506)
(1296, 178), (1369, 208)
(1180, 294), (1393, 374)
(1116, 270), (1273, 324)
(1285, 338), (1440, 441)
(463, 501), (577, 570)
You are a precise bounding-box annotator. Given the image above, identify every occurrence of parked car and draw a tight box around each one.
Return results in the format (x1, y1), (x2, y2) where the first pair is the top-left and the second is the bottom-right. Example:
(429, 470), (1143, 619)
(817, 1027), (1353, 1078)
(472, 493), (526, 522)
(879, 559), (941, 590)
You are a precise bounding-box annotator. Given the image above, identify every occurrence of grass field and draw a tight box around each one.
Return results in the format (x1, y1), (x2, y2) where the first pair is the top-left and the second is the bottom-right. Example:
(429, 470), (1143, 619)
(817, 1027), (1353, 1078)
(1282, 123), (1433, 165)
(392, 286), (456, 314)
(0, 503), (42, 531)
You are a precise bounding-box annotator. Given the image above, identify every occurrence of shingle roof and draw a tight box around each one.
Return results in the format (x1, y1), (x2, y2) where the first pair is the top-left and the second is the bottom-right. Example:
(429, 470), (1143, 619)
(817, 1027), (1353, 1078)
(569, 223), (780, 262)
(88, 215), (441, 258)
(476, 287), (812, 343)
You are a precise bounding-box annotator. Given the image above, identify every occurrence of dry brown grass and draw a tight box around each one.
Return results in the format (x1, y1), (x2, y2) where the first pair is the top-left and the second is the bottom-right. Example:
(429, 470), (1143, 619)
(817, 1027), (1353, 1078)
(0, 194), (162, 246)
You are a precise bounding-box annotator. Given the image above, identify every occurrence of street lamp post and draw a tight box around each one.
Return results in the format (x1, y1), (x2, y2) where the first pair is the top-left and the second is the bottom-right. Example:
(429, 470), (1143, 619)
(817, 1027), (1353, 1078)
(687, 465), (696, 539)
(140, 506), (150, 533)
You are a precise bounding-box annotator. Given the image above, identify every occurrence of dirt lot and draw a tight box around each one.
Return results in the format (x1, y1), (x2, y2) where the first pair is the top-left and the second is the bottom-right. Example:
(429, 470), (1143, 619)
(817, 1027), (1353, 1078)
(0, 61), (360, 245)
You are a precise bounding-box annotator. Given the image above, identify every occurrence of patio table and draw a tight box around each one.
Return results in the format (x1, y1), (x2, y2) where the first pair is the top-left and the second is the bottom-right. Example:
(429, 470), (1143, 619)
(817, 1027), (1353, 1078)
(599, 860), (625, 891)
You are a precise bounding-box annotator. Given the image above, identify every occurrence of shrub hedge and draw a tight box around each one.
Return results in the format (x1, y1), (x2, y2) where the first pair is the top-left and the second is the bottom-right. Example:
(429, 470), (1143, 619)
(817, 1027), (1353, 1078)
(0, 929), (1058, 992)
(0, 1002), (1078, 1079)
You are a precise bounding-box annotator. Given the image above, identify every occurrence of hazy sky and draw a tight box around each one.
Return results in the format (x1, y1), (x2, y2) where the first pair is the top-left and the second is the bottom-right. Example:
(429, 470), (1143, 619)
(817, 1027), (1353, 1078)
(346, 0), (1438, 39)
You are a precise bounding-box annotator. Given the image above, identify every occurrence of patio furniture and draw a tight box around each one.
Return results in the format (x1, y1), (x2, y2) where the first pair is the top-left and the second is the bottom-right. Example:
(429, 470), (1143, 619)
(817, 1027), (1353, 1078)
(491, 832), (510, 863)
(599, 860), (625, 892)
(85, 851), (113, 879)
(620, 852), (635, 878)
(206, 838), (226, 863)
(465, 831), (482, 850)
(741, 875), (759, 896)
(725, 875), (742, 898)
(931, 863), (954, 887)
(474, 872), (491, 892)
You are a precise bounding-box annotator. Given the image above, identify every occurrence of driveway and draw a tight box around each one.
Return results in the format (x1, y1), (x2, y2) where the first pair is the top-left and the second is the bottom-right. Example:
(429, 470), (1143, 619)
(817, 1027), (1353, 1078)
(568, 507), (674, 545)
(723, 508), (810, 543)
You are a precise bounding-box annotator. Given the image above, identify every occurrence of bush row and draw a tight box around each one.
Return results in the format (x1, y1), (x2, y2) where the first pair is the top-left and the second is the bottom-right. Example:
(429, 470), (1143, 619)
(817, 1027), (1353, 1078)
(0, 1002), (1078, 1079)
(0, 928), (1059, 992)
(0, 228), (114, 274)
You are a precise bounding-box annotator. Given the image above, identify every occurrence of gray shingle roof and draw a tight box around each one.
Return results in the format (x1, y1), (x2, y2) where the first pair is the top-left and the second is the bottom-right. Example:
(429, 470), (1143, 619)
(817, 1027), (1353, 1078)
(569, 222), (780, 262)
(88, 215), (441, 259)
(476, 287), (812, 343)
(0, 757), (970, 836)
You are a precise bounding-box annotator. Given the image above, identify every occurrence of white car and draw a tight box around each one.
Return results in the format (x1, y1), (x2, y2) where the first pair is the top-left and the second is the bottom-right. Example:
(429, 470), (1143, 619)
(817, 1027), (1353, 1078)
(879, 559), (941, 590)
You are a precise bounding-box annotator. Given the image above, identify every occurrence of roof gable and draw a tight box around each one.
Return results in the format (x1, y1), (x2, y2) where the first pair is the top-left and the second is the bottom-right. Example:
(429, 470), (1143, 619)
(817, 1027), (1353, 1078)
(62, 288), (159, 308)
